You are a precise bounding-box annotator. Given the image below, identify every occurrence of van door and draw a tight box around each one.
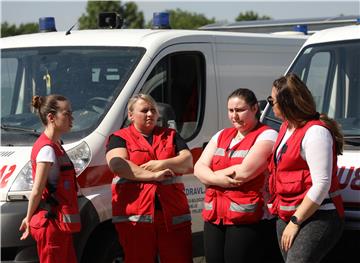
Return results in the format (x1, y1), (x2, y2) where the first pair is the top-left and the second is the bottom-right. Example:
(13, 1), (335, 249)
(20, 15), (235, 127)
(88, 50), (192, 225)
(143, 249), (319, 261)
(136, 43), (217, 238)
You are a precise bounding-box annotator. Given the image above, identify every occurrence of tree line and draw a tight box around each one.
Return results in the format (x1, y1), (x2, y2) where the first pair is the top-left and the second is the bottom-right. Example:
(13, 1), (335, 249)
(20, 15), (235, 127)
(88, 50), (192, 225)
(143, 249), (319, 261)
(1, 1), (271, 37)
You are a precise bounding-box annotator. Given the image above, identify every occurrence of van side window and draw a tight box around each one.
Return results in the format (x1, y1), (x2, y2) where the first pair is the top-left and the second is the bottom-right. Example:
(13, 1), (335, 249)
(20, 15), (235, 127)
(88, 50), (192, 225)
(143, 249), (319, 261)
(305, 52), (331, 112)
(290, 41), (360, 137)
(142, 52), (205, 140)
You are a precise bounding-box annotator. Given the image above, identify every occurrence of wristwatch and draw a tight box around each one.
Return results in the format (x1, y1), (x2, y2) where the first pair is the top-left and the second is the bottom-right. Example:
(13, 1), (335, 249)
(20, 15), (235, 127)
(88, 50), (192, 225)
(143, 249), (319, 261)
(290, 215), (301, 226)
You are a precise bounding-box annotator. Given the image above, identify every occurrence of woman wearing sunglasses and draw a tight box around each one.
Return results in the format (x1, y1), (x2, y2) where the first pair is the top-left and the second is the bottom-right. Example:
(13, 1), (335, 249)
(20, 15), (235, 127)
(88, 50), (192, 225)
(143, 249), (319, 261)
(267, 73), (344, 263)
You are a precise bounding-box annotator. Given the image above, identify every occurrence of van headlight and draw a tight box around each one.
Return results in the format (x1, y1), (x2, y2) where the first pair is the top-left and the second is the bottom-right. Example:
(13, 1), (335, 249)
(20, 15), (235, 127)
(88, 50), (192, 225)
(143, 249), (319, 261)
(8, 141), (91, 193)
(66, 141), (91, 175)
(9, 161), (33, 192)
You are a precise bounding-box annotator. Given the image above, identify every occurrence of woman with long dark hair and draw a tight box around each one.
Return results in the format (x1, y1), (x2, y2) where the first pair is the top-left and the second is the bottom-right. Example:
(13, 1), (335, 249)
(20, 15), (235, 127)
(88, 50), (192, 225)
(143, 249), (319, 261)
(267, 73), (344, 263)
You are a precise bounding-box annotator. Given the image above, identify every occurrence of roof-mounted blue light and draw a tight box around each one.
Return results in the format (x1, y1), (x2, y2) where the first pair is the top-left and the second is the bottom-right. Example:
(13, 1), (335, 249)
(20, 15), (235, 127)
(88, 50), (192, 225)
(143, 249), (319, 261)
(152, 12), (171, 29)
(293, 24), (308, 35)
(39, 17), (57, 32)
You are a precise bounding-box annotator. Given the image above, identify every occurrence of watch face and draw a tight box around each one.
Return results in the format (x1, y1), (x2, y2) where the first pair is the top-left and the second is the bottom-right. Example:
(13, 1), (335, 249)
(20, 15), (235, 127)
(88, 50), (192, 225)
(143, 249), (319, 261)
(291, 216), (299, 225)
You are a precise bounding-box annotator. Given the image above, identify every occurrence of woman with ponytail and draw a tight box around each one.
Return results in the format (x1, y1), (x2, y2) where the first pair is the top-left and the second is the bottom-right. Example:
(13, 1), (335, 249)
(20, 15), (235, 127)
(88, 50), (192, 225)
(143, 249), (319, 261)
(267, 73), (344, 263)
(19, 95), (80, 263)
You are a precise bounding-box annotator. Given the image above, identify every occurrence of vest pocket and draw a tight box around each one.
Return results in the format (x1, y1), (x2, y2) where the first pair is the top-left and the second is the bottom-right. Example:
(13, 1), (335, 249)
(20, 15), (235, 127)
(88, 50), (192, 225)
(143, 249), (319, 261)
(202, 188), (217, 221)
(278, 198), (302, 222)
(127, 147), (149, 165)
(29, 210), (49, 229)
(277, 170), (305, 195)
(226, 192), (263, 224)
(55, 205), (81, 233)
(113, 183), (154, 217)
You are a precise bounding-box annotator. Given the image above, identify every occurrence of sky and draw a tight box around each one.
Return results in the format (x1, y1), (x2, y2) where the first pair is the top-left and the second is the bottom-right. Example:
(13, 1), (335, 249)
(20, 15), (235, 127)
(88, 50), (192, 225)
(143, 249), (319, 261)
(1, 0), (359, 31)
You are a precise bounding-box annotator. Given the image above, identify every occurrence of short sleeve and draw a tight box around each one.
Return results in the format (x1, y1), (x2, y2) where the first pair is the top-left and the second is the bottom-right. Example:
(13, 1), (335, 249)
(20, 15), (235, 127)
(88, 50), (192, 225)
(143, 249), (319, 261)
(36, 145), (56, 163)
(256, 129), (278, 143)
(106, 135), (127, 153)
(174, 132), (189, 153)
(210, 129), (224, 144)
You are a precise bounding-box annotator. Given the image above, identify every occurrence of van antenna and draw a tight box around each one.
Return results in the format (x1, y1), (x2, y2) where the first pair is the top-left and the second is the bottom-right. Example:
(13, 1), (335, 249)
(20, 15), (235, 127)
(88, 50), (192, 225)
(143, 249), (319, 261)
(65, 22), (78, 35)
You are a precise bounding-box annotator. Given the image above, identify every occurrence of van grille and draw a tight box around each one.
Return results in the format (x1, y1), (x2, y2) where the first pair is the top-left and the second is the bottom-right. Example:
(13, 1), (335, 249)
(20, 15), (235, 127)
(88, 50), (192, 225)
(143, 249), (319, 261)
(0, 151), (15, 157)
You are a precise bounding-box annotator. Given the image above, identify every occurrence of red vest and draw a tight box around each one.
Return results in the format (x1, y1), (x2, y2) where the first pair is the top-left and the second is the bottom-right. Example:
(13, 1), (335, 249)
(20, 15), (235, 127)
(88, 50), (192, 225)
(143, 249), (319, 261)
(30, 133), (81, 233)
(111, 124), (191, 231)
(267, 120), (344, 222)
(203, 124), (271, 225)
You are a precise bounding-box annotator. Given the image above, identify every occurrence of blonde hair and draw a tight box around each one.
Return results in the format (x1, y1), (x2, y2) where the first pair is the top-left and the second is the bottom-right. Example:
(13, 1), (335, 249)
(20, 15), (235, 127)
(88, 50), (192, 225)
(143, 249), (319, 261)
(127, 93), (159, 115)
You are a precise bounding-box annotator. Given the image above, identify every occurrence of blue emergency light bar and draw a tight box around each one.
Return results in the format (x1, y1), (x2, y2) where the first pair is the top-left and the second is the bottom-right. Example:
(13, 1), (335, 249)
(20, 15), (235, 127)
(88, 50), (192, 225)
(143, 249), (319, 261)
(294, 24), (308, 35)
(152, 12), (171, 29)
(39, 17), (57, 32)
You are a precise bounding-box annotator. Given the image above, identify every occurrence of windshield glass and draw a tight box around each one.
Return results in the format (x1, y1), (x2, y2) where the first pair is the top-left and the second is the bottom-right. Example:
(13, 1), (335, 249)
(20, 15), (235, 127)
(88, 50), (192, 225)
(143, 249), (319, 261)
(1, 47), (145, 145)
(263, 40), (360, 139)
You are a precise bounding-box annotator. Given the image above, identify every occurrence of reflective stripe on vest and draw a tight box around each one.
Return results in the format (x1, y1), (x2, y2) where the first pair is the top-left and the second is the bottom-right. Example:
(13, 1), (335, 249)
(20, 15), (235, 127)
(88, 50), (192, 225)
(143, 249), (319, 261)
(63, 214), (81, 223)
(214, 148), (225, 156)
(229, 202), (258, 213)
(112, 215), (153, 223)
(214, 148), (248, 158)
(172, 213), (192, 225)
(329, 189), (342, 198)
(205, 201), (257, 213)
(279, 204), (299, 211)
(229, 150), (249, 158)
(112, 176), (182, 185)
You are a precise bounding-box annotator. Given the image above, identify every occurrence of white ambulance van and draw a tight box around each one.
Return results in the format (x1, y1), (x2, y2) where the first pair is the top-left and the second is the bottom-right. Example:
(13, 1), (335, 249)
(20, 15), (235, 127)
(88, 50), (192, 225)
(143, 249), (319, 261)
(0, 16), (306, 262)
(261, 23), (360, 262)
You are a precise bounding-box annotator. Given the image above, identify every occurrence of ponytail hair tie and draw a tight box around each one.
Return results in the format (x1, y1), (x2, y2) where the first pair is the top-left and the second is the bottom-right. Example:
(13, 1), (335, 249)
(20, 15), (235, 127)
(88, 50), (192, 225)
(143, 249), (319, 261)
(314, 112), (320, 120)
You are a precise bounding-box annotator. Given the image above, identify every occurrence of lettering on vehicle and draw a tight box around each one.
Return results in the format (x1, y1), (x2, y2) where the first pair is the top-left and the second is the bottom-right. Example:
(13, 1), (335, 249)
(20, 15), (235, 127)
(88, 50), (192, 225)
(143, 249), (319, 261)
(185, 187), (205, 196)
(0, 165), (16, 188)
(337, 166), (360, 190)
(185, 186), (205, 214)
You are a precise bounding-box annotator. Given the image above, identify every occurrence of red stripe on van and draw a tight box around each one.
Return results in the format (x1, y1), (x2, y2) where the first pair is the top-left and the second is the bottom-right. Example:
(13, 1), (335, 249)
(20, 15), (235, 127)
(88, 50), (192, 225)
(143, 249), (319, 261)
(77, 165), (113, 188)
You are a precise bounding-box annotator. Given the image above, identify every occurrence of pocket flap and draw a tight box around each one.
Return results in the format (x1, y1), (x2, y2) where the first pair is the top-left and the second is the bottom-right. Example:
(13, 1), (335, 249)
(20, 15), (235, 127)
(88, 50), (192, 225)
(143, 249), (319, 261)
(278, 170), (304, 183)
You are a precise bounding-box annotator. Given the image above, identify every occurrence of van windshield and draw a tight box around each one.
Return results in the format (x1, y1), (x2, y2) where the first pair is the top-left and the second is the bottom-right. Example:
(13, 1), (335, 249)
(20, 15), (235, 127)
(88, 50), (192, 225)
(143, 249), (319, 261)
(1, 47), (145, 146)
(263, 40), (360, 142)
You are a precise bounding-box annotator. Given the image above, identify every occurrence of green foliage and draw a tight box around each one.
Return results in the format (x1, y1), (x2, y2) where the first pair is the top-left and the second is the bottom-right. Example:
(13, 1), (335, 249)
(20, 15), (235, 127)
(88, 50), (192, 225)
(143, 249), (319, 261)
(122, 2), (144, 28)
(146, 8), (215, 29)
(1, 22), (38, 37)
(78, 0), (144, 29)
(235, 11), (271, 21)
(168, 8), (215, 29)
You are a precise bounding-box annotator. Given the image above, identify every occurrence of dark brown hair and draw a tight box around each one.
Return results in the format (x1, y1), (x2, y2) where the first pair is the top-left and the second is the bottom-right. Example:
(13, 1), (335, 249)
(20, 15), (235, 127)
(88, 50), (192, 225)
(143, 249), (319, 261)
(32, 94), (68, 125)
(228, 88), (260, 119)
(272, 73), (343, 154)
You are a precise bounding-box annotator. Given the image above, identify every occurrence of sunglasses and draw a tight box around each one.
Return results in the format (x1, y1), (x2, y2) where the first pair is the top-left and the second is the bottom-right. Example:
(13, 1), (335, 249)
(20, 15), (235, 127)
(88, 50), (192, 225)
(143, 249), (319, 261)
(267, 96), (277, 107)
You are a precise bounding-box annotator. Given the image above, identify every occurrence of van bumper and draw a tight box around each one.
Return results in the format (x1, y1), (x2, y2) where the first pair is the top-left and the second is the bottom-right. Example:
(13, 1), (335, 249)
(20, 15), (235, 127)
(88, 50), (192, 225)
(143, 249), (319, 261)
(1, 201), (38, 263)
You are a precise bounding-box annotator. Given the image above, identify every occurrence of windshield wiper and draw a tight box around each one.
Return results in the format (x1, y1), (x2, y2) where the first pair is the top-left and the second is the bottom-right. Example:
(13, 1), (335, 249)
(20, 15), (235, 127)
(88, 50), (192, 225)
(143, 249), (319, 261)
(344, 136), (360, 147)
(1, 124), (40, 136)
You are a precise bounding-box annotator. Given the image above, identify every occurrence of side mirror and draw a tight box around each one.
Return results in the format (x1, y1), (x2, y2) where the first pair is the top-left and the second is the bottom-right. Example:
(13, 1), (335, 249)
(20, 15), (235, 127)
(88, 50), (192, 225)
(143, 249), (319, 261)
(157, 103), (177, 130)
(258, 100), (267, 112)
